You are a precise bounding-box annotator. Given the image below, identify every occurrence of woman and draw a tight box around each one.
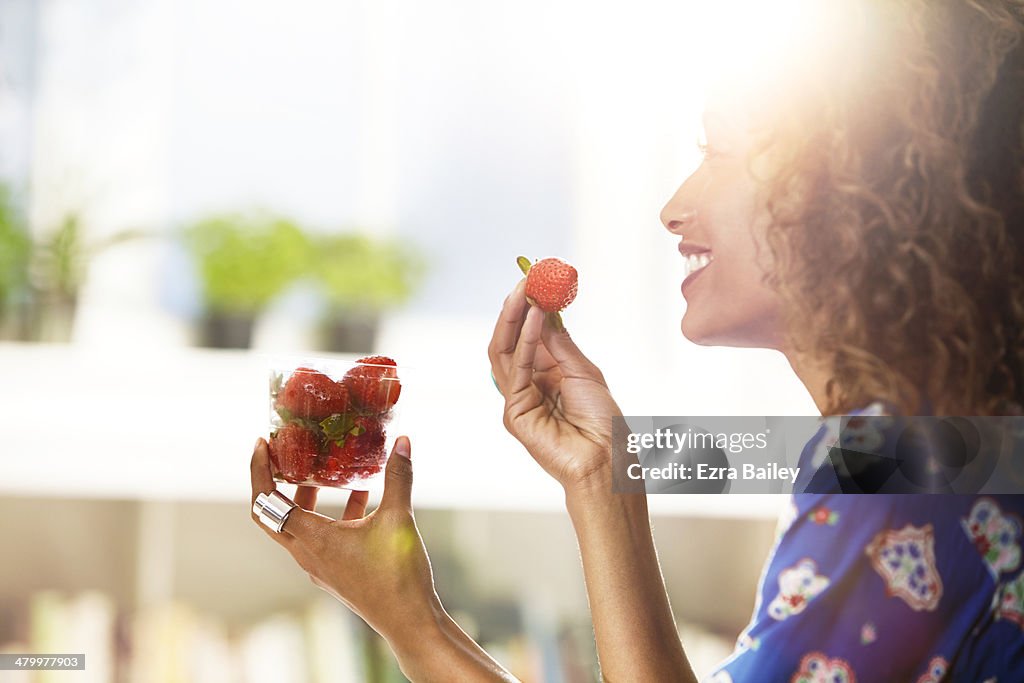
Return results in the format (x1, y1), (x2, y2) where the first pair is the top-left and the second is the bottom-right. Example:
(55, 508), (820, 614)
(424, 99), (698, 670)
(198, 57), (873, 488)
(250, 1), (1024, 680)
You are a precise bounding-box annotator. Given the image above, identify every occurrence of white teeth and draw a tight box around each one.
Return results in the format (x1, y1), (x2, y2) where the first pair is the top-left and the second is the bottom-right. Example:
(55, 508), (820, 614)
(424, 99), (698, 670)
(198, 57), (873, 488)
(683, 252), (713, 278)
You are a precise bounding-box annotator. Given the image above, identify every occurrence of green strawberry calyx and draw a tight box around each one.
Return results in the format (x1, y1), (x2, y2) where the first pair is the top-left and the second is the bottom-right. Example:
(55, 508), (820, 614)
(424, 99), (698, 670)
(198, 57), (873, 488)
(270, 371), (284, 399)
(516, 255), (532, 276)
(320, 413), (365, 448)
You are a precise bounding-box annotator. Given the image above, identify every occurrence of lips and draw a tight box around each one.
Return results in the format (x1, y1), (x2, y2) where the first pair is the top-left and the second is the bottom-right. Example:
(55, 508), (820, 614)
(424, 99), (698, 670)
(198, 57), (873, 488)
(678, 241), (712, 257)
(678, 242), (713, 294)
(681, 260), (711, 294)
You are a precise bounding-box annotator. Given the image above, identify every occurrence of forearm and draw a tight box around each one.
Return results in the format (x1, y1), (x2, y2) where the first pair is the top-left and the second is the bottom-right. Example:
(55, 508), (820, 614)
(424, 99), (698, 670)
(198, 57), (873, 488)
(387, 597), (520, 683)
(566, 466), (697, 683)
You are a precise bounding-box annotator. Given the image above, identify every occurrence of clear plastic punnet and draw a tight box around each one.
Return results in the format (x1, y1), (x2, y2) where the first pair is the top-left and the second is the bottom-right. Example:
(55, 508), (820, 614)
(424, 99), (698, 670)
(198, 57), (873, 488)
(268, 356), (403, 490)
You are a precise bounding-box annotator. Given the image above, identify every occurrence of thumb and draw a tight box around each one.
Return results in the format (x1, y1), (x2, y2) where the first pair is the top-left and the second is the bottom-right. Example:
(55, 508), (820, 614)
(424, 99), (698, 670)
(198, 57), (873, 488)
(379, 435), (413, 513)
(540, 316), (603, 380)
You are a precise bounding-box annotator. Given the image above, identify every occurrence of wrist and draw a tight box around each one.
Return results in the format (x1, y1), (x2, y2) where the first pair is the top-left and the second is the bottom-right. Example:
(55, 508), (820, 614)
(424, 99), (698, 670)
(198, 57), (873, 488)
(383, 593), (450, 675)
(563, 461), (648, 522)
(562, 460), (612, 499)
(386, 597), (515, 683)
(380, 591), (446, 647)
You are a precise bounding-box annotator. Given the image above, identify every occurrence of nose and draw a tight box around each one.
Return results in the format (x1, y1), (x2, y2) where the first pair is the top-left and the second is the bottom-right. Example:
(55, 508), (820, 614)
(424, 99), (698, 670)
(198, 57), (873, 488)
(660, 171), (702, 236)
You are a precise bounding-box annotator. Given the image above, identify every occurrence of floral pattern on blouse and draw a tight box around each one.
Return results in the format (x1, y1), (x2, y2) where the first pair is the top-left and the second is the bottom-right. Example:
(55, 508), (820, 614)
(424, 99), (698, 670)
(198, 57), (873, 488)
(703, 403), (1024, 683)
(768, 559), (830, 620)
(789, 652), (856, 683)
(914, 656), (948, 683)
(864, 523), (942, 611)
(961, 497), (1022, 579)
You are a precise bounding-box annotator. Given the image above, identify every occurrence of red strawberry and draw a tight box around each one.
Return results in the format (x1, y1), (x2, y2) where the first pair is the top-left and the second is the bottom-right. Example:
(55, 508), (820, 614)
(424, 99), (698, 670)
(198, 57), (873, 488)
(314, 459), (383, 486)
(521, 256), (578, 313)
(342, 356), (401, 414)
(276, 367), (350, 420)
(327, 415), (387, 468)
(314, 456), (351, 485)
(268, 423), (321, 483)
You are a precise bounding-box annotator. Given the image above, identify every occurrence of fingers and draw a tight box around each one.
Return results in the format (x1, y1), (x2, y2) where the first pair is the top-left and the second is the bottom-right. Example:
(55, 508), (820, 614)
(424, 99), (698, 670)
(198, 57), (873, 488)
(487, 279), (528, 393)
(539, 313), (604, 381)
(343, 490), (370, 520)
(249, 438), (297, 549)
(294, 485), (319, 511)
(508, 305), (545, 395)
(251, 438), (330, 543)
(379, 436), (414, 513)
(250, 438), (276, 508)
(279, 505), (334, 541)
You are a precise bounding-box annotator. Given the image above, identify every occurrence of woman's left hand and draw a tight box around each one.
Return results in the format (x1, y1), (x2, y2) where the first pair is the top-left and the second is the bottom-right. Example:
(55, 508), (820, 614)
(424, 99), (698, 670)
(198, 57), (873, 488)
(249, 435), (440, 644)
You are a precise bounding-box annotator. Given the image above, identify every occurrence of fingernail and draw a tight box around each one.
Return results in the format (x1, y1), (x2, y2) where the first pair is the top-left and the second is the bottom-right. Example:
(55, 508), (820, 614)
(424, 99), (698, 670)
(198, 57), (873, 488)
(254, 437), (264, 451)
(395, 436), (411, 459)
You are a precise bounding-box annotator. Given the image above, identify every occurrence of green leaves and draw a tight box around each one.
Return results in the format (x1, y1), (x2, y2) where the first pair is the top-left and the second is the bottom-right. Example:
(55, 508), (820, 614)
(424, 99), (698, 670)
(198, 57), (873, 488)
(320, 412), (364, 446)
(516, 256), (532, 276)
(182, 216), (428, 317)
(183, 213), (311, 314)
(0, 186), (31, 316)
(315, 234), (427, 312)
(269, 372), (284, 399)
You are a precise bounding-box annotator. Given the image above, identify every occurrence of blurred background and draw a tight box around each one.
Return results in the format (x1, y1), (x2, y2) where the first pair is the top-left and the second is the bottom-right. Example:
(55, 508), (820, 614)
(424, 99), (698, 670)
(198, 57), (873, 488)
(0, 0), (819, 681)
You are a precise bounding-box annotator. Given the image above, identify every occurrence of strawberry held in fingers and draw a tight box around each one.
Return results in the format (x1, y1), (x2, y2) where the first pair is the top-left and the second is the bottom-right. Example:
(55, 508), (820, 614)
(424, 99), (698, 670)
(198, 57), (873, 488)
(342, 356), (402, 414)
(519, 256), (578, 313)
(276, 367), (350, 420)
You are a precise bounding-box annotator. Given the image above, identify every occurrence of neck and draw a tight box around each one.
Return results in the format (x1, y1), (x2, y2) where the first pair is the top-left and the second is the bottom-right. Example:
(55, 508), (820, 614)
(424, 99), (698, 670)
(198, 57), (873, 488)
(783, 349), (833, 416)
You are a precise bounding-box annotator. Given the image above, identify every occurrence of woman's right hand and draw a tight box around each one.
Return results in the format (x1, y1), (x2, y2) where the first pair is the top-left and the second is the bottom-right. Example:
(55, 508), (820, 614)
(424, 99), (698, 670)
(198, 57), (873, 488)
(487, 279), (623, 491)
(250, 436), (441, 644)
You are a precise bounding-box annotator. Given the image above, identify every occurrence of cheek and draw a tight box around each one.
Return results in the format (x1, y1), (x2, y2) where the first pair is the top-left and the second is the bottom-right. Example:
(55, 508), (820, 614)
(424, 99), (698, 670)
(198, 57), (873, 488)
(708, 173), (774, 279)
(706, 192), (766, 278)
(681, 187), (783, 347)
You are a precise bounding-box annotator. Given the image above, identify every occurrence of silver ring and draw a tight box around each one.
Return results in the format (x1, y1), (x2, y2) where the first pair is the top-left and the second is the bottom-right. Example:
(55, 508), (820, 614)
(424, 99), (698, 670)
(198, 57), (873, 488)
(253, 491), (297, 533)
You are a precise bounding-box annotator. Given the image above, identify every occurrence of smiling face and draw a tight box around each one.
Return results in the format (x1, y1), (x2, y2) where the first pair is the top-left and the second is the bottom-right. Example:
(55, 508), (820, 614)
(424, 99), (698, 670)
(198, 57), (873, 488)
(660, 103), (785, 349)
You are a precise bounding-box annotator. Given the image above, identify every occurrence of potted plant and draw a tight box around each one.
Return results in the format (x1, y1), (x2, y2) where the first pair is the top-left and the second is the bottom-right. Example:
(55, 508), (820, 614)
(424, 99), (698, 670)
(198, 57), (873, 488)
(29, 215), (147, 342)
(313, 233), (426, 353)
(0, 182), (143, 343)
(183, 213), (311, 348)
(0, 185), (32, 340)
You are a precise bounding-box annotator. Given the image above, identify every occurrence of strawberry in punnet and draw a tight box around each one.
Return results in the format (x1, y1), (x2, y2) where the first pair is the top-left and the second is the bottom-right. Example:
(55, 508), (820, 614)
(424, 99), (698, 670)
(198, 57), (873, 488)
(326, 415), (387, 468)
(518, 256), (578, 330)
(268, 423), (321, 483)
(342, 356), (401, 414)
(275, 367), (350, 420)
(315, 460), (382, 486)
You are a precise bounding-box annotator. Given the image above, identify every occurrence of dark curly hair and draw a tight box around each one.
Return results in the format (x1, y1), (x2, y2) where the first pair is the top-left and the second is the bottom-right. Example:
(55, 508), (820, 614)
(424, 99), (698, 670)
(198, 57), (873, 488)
(753, 0), (1024, 416)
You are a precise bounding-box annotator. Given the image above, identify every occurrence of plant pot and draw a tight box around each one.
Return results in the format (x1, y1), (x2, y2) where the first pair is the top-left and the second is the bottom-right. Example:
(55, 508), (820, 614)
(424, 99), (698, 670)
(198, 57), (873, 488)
(319, 313), (379, 354)
(28, 296), (77, 343)
(200, 311), (256, 349)
(0, 299), (33, 341)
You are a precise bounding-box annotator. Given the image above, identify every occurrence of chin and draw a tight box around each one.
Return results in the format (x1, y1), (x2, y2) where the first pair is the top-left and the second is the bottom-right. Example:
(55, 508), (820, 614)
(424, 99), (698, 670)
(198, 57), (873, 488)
(680, 315), (778, 350)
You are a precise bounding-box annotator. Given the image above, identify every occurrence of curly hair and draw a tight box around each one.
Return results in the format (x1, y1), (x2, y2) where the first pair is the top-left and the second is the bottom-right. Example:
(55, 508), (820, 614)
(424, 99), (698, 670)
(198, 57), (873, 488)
(753, 0), (1024, 416)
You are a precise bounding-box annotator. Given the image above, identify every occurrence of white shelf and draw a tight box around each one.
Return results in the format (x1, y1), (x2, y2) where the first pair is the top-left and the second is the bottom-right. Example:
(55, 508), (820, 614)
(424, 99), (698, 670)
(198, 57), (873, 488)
(0, 340), (789, 520)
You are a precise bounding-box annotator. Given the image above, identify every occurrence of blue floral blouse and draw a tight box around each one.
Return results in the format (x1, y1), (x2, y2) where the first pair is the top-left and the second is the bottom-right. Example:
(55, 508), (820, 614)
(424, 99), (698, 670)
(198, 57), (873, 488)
(706, 402), (1024, 683)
